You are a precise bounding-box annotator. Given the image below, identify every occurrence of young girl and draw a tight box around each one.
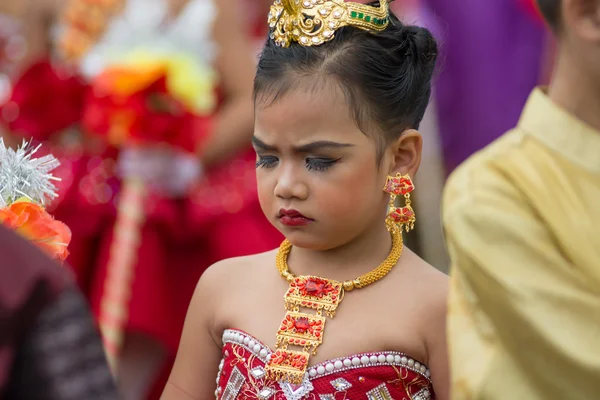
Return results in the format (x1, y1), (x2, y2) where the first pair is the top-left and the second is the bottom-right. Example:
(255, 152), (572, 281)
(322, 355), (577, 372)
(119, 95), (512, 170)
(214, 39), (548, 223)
(162, 0), (449, 398)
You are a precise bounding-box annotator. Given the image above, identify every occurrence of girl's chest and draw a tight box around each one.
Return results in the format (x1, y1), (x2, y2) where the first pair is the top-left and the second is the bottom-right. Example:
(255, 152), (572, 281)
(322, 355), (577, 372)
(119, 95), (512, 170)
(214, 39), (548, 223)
(215, 329), (434, 400)
(219, 279), (430, 371)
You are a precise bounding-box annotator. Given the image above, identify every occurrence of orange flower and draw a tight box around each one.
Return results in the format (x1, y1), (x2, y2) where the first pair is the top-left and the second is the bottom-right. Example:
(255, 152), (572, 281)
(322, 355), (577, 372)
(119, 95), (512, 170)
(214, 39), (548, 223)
(0, 200), (72, 261)
(94, 65), (166, 98)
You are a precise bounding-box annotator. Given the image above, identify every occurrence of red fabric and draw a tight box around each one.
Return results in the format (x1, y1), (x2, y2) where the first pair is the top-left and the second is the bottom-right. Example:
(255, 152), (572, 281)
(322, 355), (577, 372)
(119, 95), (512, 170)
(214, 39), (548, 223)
(217, 330), (435, 399)
(0, 60), (87, 142)
(50, 147), (282, 351)
(82, 73), (209, 153)
(47, 144), (119, 291)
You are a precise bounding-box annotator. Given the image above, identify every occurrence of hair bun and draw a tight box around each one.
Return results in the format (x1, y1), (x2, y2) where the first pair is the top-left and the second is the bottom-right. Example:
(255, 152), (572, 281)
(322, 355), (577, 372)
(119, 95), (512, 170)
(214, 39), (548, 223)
(400, 25), (438, 72)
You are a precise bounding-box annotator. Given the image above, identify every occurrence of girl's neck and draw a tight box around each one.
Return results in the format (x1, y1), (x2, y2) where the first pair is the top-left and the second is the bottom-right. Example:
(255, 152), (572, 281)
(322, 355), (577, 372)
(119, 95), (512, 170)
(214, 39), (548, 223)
(285, 221), (397, 283)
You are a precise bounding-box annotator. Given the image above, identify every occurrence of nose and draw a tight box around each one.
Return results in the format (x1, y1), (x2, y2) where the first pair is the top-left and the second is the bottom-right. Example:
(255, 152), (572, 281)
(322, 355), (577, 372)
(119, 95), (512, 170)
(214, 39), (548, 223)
(273, 163), (308, 201)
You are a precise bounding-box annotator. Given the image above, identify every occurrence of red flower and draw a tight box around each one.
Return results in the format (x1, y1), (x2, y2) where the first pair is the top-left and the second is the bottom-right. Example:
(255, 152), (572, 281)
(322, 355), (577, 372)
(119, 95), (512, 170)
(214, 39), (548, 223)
(83, 66), (210, 152)
(1, 60), (88, 141)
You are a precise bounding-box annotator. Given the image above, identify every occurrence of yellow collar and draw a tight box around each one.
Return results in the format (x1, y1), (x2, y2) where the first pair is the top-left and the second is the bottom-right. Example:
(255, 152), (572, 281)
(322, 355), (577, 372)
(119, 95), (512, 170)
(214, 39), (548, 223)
(518, 87), (600, 173)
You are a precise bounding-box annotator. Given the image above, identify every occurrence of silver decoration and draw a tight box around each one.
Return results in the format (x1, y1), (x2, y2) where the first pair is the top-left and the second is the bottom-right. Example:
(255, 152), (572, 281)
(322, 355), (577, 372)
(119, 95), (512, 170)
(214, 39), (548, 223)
(366, 383), (393, 400)
(257, 388), (275, 399)
(330, 377), (352, 391)
(0, 139), (61, 207)
(250, 366), (267, 379)
(279, 375), (314, 400)
(221, 367), (245, 400)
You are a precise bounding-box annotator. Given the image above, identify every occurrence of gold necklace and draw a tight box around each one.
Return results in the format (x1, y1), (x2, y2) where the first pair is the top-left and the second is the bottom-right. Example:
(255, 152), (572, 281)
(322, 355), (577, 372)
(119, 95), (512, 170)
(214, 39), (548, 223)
(265, 229), (403, 383)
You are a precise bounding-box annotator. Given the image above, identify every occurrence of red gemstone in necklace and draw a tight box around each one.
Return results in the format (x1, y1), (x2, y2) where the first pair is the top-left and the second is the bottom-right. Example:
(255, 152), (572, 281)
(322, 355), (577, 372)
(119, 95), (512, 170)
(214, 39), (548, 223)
(294, 317), (310, 333)
(305, 279), (325, 296)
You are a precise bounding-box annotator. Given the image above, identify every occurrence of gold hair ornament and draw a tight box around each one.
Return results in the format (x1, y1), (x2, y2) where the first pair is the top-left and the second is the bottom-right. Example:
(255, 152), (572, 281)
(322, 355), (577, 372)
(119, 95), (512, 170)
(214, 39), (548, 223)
(268, 0), (391, 47)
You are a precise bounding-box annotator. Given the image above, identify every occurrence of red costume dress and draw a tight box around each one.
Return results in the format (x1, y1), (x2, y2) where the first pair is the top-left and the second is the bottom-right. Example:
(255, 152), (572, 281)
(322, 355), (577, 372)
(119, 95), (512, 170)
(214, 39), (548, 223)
(73, 0), (283, 364)
(217, 330), (434, 400)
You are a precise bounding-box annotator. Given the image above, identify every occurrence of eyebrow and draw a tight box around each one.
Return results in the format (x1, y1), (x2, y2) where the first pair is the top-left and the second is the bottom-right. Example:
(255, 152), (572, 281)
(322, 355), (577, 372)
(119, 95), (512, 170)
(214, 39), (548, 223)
(251, 136), (354, 152)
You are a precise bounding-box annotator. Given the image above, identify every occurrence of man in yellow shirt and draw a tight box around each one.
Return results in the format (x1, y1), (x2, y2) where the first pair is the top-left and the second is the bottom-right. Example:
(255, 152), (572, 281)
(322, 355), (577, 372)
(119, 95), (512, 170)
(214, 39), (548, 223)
(443, 0), (600, 398)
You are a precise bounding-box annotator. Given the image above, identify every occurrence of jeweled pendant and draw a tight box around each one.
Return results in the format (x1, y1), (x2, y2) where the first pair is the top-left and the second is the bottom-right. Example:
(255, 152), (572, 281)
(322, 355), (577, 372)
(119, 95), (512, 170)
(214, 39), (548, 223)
(266, 275), (344, 383)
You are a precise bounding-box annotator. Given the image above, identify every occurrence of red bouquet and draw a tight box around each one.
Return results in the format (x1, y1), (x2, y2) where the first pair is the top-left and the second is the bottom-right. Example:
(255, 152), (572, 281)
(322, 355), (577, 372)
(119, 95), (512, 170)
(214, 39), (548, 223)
(1, 60), (88, 141)
(82, 65), (203, 152)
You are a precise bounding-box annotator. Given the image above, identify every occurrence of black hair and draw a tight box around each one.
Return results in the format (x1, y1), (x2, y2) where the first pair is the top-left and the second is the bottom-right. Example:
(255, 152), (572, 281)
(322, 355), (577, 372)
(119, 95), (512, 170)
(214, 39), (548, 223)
(536, 0), (561, 31)
(253, 2), (438, 162)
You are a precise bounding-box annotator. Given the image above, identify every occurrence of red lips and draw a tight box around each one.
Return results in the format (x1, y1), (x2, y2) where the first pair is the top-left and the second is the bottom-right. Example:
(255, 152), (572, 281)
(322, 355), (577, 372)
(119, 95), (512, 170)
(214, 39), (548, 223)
(279, 209), (307, 218)
(278, 209), (312, 227)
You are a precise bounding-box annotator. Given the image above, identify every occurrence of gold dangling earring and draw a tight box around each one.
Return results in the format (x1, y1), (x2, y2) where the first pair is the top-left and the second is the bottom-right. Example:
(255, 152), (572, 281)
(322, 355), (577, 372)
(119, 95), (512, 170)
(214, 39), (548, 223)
(383, 173), (416, 233)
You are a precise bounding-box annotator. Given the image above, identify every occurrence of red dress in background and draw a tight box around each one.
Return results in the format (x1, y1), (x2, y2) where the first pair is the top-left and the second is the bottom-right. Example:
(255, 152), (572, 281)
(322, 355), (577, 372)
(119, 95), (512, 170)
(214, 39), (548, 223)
(2, 57), (284, 399)
(89, 147), (283, 358)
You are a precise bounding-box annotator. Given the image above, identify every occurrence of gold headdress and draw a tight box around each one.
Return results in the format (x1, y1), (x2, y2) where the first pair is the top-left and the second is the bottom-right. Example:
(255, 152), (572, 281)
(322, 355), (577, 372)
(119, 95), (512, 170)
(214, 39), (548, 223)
(268, 0), (391, 47)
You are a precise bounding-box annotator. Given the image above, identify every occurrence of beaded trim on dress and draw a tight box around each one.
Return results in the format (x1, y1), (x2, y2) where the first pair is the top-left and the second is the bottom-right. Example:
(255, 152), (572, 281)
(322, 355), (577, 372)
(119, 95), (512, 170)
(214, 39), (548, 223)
(222, 329), (432, 381)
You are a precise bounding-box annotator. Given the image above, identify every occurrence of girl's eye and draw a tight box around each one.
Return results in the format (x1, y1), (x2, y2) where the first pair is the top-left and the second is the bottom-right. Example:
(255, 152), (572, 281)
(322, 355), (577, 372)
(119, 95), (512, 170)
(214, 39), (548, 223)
(305, 157), (339, 171)
(255, 156), (279, 169)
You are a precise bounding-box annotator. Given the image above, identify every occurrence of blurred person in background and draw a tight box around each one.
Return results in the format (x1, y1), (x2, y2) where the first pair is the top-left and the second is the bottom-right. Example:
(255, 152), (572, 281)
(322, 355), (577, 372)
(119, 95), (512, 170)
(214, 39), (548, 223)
(0, 225), (118, 400)
(2, 0), (283, 398)
(240, 0), (274, 52)
(0, 0), (62, 90)
(58, 0), (283, 398)
(0, 0), (70, 144)
(443, 0), (600, 398)
(423, 0), (551, 174)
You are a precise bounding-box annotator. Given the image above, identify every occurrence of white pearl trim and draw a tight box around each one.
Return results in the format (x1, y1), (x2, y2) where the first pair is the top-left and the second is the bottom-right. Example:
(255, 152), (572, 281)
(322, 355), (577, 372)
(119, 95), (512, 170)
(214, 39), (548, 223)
(215, 356), (225, 398)
(413, 387), (432, 400)
(221, 329), (432, 382)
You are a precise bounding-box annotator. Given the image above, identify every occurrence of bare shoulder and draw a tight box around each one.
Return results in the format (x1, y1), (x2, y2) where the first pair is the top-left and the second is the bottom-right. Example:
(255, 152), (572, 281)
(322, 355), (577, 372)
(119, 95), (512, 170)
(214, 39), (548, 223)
(401, 248), (448, 300)
(193, 249), (279, 335)
(396, 248), (449, 332)
(166, 252), (282, 398)
(196, 250), (277, 302)
(198, 249), (278, 296)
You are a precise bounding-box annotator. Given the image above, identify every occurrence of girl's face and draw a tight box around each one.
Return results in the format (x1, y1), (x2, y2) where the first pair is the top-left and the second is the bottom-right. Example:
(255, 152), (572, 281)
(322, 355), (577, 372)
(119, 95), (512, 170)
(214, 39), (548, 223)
(253, 83), (391, 250)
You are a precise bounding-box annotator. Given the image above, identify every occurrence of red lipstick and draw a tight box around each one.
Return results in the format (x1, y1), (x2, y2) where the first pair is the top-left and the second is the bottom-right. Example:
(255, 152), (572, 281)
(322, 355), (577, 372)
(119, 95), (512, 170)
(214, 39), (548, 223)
(278, 209), (312, 227)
